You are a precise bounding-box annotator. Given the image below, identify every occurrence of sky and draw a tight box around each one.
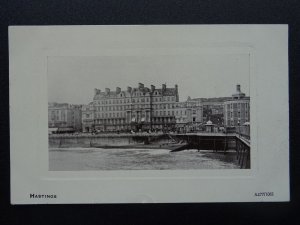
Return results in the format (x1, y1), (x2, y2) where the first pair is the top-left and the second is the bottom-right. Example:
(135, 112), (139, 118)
(47, 54), (250, 105)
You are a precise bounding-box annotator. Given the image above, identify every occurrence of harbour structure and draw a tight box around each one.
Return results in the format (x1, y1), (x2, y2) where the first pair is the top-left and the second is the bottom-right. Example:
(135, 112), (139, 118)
(86, 83), (179, 132)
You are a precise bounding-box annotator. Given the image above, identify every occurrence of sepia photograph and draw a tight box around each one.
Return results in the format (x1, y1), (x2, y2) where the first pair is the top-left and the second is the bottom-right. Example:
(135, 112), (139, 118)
(48, 55), (251, 171)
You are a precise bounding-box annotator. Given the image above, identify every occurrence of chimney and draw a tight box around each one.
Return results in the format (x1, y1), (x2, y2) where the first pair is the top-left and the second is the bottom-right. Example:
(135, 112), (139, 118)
(105, 88), (110, 94)
(151, 85), (155, 92)
(94, 88), (99, 95)
(116, 87), (121, 94)
(236, 84), (241, 92)
(175, 84), (179, 102)
(127, 86), (132, 93)
(162, 83), (166, 91)
(138, 83), (144, 88)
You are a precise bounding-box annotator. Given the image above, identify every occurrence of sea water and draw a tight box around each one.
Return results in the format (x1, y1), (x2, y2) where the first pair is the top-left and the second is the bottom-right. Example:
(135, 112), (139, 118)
(49, 147), (239, 171)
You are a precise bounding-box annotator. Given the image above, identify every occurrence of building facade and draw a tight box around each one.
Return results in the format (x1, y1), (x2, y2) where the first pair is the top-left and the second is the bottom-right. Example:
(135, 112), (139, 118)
(224, 84), (250, 127)
(81, 103), (95, 132)
(79, 83), (250, 133)
(48, 102), (82, 131)
(86, 83), (179, 132)
(174, 101), (188, 132)
(192, 97), (231, 126)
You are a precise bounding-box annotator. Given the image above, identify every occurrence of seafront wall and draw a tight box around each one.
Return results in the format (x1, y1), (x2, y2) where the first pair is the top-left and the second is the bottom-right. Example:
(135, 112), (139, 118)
(49, 133), (238, 150)
(49, 134), (171, 148)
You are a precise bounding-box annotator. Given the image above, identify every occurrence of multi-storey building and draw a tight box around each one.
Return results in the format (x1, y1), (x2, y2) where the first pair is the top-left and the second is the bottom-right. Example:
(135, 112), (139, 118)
(224, 84), (250, 127)
(174, 101), (188, 132)
(48, 102), (82, 131)
(79, 83), (250, 133)
(192, 97), (231, 126)
(81, 103), (95, 132)
(88, 83), (179, 132)
(185, 97), (203, 132)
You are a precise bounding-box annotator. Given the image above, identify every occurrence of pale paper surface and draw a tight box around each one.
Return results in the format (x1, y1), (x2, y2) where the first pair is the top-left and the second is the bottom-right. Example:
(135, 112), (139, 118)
(9, 25), (289, 204)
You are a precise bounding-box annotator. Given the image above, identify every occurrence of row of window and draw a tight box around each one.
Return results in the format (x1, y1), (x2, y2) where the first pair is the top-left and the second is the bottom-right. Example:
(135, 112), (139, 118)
(91, 110), (180, 118)
(153, 111), (175, 116)
(227, 111), (249, 118)
(94, 96), (176, 105)
(226, 102), (249, 109)
(93, 117), (174, 124)
(93, 103), (186, 111)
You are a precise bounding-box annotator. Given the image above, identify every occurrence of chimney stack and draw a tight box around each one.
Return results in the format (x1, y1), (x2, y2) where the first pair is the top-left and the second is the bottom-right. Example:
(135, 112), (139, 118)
(236, 84), (241, 92)
(127, 86), (132, 93)
(138, 83), (144, 88)
(94, 88), (100, 95)
(105, 88), (110, 95)
(151, 85), (155, 92)
(116, 87), (121, 94)
(162, 83), (166, 91)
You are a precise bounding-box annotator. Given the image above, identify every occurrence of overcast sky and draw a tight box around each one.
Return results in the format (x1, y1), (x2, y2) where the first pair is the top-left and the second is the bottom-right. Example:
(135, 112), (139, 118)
(48, 54), (250, 104)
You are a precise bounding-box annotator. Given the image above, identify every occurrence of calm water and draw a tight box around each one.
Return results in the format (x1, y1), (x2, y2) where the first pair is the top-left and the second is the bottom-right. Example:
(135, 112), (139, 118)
(49, 148), (239, 171)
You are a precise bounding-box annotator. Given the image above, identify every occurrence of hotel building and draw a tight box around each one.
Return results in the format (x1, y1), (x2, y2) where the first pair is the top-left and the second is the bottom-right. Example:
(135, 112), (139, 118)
(84, 83), (179, 132)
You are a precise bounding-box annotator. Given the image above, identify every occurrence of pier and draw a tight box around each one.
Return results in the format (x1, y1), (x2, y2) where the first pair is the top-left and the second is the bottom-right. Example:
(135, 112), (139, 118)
(172, 133), (250, 169)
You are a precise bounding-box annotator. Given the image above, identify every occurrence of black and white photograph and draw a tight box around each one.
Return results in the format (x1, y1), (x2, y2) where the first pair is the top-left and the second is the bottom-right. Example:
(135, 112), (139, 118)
(9, 25), (289, 204)
(48, 55), (251, 171)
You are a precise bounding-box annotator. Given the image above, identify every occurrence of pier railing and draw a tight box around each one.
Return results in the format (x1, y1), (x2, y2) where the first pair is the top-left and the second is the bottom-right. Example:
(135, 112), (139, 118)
(173, 132), (250, 169)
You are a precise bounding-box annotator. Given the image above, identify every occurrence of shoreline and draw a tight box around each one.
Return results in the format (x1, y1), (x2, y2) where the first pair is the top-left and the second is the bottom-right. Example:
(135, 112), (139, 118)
(48, 146), (237, 153)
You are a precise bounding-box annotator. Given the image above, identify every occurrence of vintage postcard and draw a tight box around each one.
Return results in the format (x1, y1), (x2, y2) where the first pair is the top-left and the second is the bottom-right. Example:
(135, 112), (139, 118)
(9, 25), (289, 203)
